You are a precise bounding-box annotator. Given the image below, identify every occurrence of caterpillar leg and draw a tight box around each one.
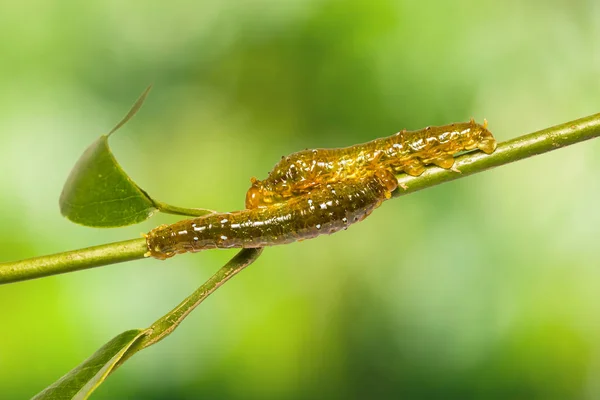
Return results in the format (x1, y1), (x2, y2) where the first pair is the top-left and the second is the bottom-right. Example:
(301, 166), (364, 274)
(403, 160), (426, 176)
(140, 232), (153, 258)
(430, 154), (455, 169)
(477, 137), (497, 154)
(373, 168), (399, 197)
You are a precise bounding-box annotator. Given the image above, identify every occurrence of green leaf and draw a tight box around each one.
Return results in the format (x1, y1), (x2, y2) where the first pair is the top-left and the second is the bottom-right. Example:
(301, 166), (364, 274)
(32, 329), (151, 400)
(59, 86), (156, 227)
(59, 86), (215, 227)
(59, 134), (157, 227)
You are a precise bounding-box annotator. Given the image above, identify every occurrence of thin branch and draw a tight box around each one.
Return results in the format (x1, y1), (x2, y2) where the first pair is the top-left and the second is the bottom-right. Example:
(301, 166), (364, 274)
(0, 239), (148, 285)
(143, 248), (263, 346)
(152, 199), (216, 217)
(1, 111), (599, 285)
(115, 247), (263, 367)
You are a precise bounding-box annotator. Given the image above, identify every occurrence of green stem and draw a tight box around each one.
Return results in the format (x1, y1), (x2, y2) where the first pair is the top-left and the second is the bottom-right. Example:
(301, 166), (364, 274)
(0, 239), (147, 285)
(152, 199), (216, 217)
(145, 248), (263, 345)
(116, 247), (263, 367)
(1, 111), (600, 286)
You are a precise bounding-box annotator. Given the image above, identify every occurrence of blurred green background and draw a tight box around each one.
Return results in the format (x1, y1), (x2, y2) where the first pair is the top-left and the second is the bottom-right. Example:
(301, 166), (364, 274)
(1, 0), (600, 398)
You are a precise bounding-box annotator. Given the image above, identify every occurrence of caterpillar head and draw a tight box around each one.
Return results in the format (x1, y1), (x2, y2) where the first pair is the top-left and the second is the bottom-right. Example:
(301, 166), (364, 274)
(246, 178), (281, 209)
(245, 178), (264, 209)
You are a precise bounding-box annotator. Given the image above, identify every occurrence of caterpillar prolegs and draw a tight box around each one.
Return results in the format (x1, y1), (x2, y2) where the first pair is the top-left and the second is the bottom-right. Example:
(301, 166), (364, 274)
(246, 119), (497, 208)
(146, 169), (398, 260)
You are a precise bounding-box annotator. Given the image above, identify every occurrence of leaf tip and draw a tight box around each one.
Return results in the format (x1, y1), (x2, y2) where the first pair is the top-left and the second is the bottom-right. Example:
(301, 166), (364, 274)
(107, 85), (153, 137)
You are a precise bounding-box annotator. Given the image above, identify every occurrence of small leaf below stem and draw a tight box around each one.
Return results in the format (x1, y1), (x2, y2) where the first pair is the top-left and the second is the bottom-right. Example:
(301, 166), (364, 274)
(32, 329), (151, 400)
(33, 248), (263, 400)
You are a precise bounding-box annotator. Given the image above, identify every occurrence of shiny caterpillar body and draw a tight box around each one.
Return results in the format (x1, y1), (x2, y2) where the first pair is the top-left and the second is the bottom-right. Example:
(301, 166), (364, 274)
(146, 169), (398, 260)
(246, 119), (497, 208)
(146, 119), (497, 259)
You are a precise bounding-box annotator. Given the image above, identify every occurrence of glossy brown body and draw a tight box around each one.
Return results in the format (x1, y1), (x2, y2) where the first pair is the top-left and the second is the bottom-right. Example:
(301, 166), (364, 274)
(146, 170), (398, 260)
(246, 119), (497, 208)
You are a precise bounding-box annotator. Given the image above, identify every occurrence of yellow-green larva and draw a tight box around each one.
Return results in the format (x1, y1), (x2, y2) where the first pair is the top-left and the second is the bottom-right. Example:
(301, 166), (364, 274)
(246, 119), (497, 208)
(146, 170), (398, 260)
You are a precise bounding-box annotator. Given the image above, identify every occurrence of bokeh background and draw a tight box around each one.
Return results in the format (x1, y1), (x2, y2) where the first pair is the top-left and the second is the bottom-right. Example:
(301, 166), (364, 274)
(1, 0), (600, 399)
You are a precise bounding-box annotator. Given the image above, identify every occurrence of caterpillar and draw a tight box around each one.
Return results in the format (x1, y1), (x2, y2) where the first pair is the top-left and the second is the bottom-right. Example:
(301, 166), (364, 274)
(146, 169), (398, 260)
(246, 119), (497, 208)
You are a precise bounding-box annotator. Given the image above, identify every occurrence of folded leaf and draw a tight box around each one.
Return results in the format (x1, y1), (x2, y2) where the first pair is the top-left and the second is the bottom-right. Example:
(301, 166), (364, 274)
(59, 134), (157, 227)
(32, 329), (150, 400)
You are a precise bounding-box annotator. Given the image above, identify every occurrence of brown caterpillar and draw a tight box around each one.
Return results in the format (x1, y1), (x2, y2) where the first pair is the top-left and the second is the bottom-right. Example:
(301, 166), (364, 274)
(246, 119), (497, 208)
(146, 169), (398, 260)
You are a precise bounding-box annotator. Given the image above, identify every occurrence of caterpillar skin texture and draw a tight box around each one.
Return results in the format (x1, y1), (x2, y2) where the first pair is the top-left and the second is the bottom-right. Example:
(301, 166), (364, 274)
(146, 170), (398, 260)
(246, 119), (497, 208)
